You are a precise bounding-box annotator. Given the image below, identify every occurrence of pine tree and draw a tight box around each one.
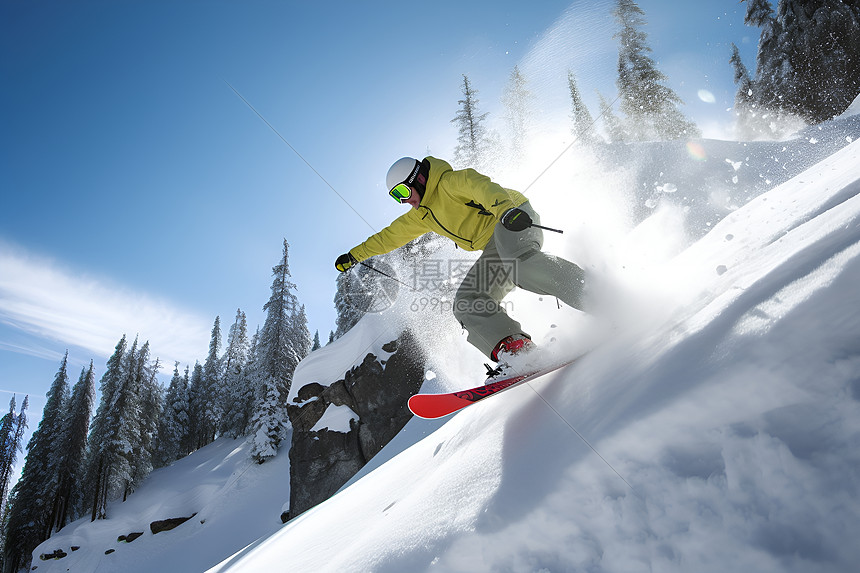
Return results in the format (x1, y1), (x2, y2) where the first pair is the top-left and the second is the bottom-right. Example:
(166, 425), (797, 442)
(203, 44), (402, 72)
(129, 346), (161, 495)
(597, 91), (625, 143)
(156, 363), (190, 467)
(199, 317), (223, 447)
(110, 337), (142, 503)
(179, 366), (195, 454)
(291, 305), (312, 361)
(4, 354), (70, 569)
(613, 0), (700, 140)
(311, 330), (321, 352)
(82, 335), (128, 521)
(334, 271), (366, 339)
(742, 0), (860, 125)
(49, 362), (96, 531)
(187, 362), (205, 450)
(0, 400), (17, 527)
(777, 1), (859, 122)
(730, 42), (763, 138)
(730, 43), (755, 111)
(250, 240), (308, 462)
(568, 70), (597, 144)
(79, 336), (160, 519)
(0, 396), (27, 538)
(0, 395), (27, 565)
(220, 309), (250, 438)
(747, 0), (790, 120)
(237, 329), (263, 437)
(502, 65), (533, 164)
(451, 74), (491, 169)
(744, 0), (775, 26)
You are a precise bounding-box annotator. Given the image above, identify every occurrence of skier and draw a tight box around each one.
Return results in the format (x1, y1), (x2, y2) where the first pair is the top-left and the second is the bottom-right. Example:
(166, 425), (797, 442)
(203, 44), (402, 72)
(335, 157), (585, 373)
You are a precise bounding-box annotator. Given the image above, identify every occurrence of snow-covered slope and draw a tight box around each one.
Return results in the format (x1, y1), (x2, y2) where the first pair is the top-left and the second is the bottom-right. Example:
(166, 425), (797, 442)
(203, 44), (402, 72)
(33, 123), (860, 572)
(205, 140), (860, 573)
(32, 437), (291, 572)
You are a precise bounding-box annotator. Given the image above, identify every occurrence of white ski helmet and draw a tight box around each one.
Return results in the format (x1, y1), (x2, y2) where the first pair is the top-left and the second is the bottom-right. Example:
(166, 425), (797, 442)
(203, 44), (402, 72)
(386, 157), (421, 191)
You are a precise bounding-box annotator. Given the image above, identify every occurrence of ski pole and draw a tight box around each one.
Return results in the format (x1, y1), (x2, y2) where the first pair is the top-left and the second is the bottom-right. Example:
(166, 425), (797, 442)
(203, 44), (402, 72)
(357, 261), (416, 291)
(531, 223), (563, 234)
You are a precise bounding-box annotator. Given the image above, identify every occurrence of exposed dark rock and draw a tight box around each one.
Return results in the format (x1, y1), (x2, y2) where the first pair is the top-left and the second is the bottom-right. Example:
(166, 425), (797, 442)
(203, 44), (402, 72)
(117, 532), (144, 543)
(296, 382), (325, 403)
(287, 330), (425, 519)
(38, 549), (67, 561)
(150, 513), (197, 535)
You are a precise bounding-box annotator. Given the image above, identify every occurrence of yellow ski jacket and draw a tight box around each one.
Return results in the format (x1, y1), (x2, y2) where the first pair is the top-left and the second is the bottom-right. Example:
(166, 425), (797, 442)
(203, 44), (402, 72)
(350, 157), (528, 261)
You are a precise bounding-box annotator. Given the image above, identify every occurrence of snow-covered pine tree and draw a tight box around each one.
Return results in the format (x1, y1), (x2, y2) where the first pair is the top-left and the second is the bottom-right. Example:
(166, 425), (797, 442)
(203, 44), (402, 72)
(0, 403), (14, 504)
(235, 328), (262, 437)
(129, 345), (161, 495)
(109, 336), (142, 503)
(502, 65), (533, 164)
(568, 70), (597, 144)
(200, 317), (223, 447)
(744, 0), (775, 26)
(187, 362), (205, 450)
(774, 0), (859, 122)
(49, 361), (96, 532)
(179, 366), (195, 454)
(613, 0), (700, 141)
(0, 396), (28, 566)
(250, 240), (307, 462)
(597, 91), (625, 143)
(156, 363), (191, 466)
(741, 0), (860, 126)
(0, 407), (14, 552)
(0, 397), (20, 561)
(747, 0), (794, 126)
(82, 335), (127, 521)
(730, 42), (763, 138)
(0, 396), (27, 540)
(219, 309), (250, 438)
(291, 305), (312, 362)
(79, 337), (160, 518)
(334, 271), (365, 339)
(3, 353), (70, 569)
(312, 330), (321, 352)
(451, 74), (491, 169)
(336, 238), (415, 340)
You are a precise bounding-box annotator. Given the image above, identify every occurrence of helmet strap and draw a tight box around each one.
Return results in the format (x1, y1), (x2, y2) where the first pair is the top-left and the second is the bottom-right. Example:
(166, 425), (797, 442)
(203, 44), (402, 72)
(414, 158), (430, 198)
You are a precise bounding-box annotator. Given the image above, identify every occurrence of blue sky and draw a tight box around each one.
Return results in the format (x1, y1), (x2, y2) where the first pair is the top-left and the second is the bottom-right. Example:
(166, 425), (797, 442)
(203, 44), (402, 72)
(0, 0), (759, 440)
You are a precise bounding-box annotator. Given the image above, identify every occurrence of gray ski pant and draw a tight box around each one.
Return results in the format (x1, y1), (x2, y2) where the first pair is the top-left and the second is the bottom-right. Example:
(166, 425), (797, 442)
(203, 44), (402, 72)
(453, 202), (585, 359)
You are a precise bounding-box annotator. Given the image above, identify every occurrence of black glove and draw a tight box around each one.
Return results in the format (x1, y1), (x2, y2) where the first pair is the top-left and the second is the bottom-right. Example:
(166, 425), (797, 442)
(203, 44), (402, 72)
(335, 253), (357, 272)
(500, 208), (532, 232)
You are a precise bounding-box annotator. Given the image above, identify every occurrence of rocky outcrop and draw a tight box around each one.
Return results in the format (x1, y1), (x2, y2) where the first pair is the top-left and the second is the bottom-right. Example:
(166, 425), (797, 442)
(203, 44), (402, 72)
(150, 513), (197, 534)
(117, 531), (144, 543)
(286, 330), (424, 519)
(39, 548), (68, 561)
(37, 514), (197, 564)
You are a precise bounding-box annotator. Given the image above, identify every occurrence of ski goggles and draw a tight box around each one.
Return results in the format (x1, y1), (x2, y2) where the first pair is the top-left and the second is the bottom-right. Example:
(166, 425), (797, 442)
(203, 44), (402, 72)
(388, 183), (413, 203)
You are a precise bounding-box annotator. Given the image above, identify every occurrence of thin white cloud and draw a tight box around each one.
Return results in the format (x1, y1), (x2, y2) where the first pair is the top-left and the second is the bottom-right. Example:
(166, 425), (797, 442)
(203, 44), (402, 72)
(0, 244), (211, 369)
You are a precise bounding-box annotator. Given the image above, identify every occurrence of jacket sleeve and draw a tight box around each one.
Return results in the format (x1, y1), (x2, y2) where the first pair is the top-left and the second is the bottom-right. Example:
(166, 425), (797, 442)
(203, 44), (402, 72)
(454, 168), (527, 219)
(349, 211), (426, 262)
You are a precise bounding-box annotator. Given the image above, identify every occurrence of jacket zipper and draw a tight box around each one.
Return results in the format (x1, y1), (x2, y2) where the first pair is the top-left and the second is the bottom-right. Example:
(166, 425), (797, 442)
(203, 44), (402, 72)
(420, 206), (474, 248)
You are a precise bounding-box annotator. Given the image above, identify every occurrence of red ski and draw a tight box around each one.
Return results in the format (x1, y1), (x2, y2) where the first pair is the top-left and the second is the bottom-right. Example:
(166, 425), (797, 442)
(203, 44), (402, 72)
(408, 356), (581, 419)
